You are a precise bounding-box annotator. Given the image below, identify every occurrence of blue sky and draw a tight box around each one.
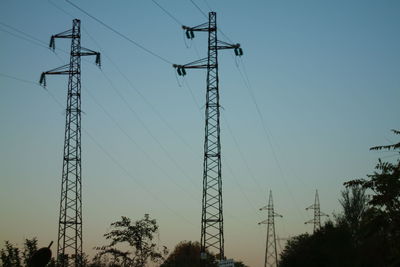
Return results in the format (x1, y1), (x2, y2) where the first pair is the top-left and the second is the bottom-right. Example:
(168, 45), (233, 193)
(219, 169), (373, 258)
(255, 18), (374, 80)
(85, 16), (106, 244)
(0, 0), (399, 266)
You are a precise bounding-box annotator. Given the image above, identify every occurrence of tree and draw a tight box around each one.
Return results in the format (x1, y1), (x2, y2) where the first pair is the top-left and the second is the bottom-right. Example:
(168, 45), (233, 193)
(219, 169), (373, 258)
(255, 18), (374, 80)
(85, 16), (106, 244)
(0, 238), (56, 267)
(22, 238), (38, 267)
(0, 241), (22, 267)
(344, 129), (400, 266)
(280, 130), (400, 266)
(336, 185), (368, 233)
(233, 260), (250, 267)
(95, 214), (168, 267)
(160, 241), (217, 267)
(279, 222), (355, 267)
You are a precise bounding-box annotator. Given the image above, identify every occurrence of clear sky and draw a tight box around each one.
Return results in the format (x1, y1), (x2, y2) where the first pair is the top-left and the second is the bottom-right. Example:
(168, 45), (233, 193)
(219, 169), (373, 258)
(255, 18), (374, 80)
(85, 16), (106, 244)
(0, 0), (399, 266)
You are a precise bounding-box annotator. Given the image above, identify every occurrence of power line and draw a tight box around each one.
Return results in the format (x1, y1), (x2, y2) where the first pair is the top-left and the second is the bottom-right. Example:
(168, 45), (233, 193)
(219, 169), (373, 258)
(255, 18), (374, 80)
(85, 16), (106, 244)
(189, 0), (208, 18)
(151, 0), (183, 26)
(237, 57), (310, 191)
(65, 0), (173, 64)
(55, 0), (263, 230)
(71, 8), (257, 228)
(50, 2), (199, 180)
(84, 77), (199, 201)
(0, 22), (67, 63)
(183, 77), (266, 223)
(95, 68), (200, 190)
(4, 71), (258, 237)
(83, 128), (197, 228)
(0, 22), (49, 46)
(223, 113), (265, 197)
(84, 28), (197, 152)
(0, 72), (40, 86)
(233, 57), (306, 221)
(64, 17), (202, 191)
(202, 0), (213, 12)
(80, 19), (259, 229)
(0, 27), (49, 50)
(4, 72), (198, 229)
(50, 1), (199, 157)
(97, 67), (199, 191)
(188, 0), (234, 44)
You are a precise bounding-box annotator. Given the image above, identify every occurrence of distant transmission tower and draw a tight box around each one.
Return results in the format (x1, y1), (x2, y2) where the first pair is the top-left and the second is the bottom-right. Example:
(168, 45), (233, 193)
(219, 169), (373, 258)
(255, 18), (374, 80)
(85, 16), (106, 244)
(173, 12), (242, 261)
(259, 190), (282, 267)
(40, 19), (100, 267)
(305, 190), (329, 233)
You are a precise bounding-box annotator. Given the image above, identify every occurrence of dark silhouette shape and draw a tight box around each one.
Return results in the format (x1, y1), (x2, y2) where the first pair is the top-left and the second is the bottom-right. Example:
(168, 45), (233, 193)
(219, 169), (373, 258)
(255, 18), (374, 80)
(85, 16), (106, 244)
(29, 241), (53, 267)
(172, 11), (243, 261)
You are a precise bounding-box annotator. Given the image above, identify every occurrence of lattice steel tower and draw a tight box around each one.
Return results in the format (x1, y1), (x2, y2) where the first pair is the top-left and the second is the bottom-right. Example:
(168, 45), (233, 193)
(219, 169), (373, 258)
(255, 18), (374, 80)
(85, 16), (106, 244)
(40, 19), (100, 267)
(259, 190), (282, 267)
(173, 12), (242, 261)
(305, 190), (329, 233)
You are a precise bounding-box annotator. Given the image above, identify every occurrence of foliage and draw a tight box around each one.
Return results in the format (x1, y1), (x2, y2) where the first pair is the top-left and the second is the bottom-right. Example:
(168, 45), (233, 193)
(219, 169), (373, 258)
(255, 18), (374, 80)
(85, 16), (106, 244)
(0, 241), (22, 267)
(232, 260), (250, 267)
(160, 240), (249, 267)
(336, 185), (368, 233)
(94, 214), (168, 267)
(344, 129), (400, 265)
(369, 129), (400, 152)
(280, 130), (400, 266)
(280, 222), (355, 267)
(160, 241), (217, 267)
(0, 238), (52, 267)
(22, 238), (38, 267)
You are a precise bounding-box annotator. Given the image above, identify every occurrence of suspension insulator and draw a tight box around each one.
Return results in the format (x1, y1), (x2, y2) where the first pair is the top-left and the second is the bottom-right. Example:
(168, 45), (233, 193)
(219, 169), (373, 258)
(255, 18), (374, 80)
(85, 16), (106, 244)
(185, 30), (191, 39)
(39, 73), (46, 87)
(95, 53), (101, 67)
(182, 68), (186, 76)
(177, 67), (182, 76)
(234, 47), (243, 56)
(185, 30), (195, 39)
(49, 36), (55, 50)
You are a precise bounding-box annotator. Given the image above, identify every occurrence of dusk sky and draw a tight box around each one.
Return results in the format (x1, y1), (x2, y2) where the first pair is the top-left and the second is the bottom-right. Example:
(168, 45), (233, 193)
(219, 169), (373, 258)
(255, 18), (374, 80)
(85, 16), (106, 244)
(0, 1), (399, 266)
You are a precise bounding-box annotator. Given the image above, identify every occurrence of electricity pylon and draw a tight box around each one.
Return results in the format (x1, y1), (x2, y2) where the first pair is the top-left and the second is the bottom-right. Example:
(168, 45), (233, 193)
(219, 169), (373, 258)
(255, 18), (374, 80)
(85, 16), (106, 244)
(40, 19), (100, 267)
(259, 190), (282, 267)
(173, 12), (242, 261)
(305, 190), (329, 233)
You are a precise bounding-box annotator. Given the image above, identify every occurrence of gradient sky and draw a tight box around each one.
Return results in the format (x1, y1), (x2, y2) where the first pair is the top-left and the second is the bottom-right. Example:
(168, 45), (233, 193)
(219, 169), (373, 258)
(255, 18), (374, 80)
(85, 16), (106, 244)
(0, 0), (399, 266)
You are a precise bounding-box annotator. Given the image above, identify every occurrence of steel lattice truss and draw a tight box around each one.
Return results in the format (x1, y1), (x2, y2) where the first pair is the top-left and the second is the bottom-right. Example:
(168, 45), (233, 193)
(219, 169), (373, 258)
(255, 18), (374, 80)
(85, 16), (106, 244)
(201, 12), (223, 257)
(40, 19), (100, 267)
(259, 191), (282, 267)
(173, 12), (242, 261)
(305, 190), (329, 233)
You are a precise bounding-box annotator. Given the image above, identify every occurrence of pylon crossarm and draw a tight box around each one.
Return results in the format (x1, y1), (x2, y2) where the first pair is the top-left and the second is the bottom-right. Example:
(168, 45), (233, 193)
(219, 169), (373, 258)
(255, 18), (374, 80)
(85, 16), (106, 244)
(79, 47), (101, 67)
(39, 64), (71, 87)
(79, 47), (99, 56)
(173, 58), (216, 76)
(216, 40), (238, 49)
(54, 28), (75, 38)
(43, 64), (71, 75)
(273, 212), (283, 218)
(182, 22), (210, 32)
(305, 219), (315, 224)
(214, 40), (243, 56)
(183, 57), (208, 67)
(319, 211), (329, 217)
(182, 22), (214, 39)
(305, 204), (315, 210)
(49, 29), (76, 50)
(258, 220), (268, 225)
